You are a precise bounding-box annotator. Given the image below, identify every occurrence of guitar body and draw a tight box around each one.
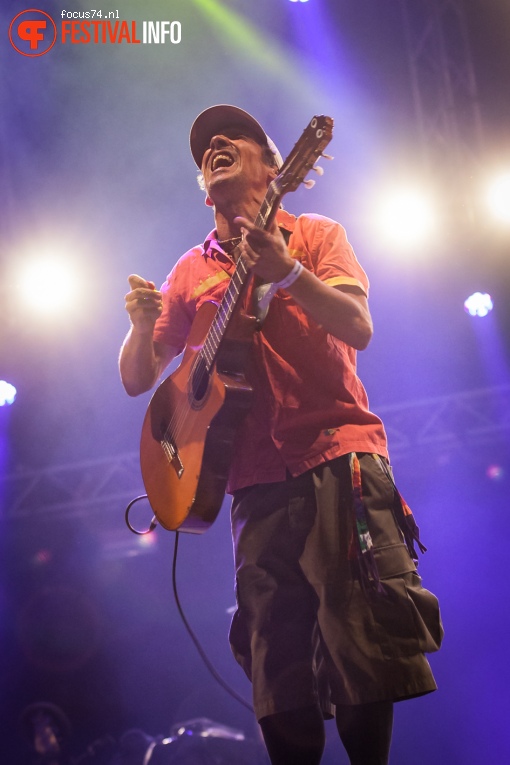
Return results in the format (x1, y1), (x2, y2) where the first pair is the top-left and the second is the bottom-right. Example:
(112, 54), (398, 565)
(140, 301), (255, 533)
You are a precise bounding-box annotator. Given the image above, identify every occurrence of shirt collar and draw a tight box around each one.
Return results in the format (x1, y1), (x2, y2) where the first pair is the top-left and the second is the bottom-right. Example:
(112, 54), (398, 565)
(202, 209), (297, 258)
(203, 228), (220, 257)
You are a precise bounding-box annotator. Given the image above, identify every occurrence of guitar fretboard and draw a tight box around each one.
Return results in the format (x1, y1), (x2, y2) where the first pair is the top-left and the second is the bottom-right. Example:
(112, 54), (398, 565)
(200, 179), (281, 372)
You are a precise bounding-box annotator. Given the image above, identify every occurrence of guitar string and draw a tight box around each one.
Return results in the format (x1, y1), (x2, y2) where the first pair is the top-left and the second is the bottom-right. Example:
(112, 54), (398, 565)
(160, 196), (274, 460)
(157, 119), (334, 459)
(158, 147), (328, 461)
(159, 164), (331, 459)
(161, 261), (249, 456)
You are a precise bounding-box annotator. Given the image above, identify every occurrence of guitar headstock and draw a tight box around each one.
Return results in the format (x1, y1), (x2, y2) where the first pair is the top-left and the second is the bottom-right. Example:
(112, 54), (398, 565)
(274, 115), (334, 196)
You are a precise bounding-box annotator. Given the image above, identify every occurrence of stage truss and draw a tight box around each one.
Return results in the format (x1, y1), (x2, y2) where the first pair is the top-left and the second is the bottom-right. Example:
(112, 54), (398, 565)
(2, 386), (509, 524)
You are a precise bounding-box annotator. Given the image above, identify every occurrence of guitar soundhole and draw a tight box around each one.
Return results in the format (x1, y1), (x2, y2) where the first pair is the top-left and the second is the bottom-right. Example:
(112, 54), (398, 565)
(190, 356), (210, 405)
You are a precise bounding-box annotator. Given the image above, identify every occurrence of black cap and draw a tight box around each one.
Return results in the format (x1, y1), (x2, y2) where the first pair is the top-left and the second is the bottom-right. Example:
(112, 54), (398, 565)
(190, 104), (282, 169)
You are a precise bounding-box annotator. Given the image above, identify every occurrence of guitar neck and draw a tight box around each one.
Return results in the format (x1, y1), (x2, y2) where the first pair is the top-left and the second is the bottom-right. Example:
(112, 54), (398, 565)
(255, 180), (282, 231)
(197, 113), (334, 372)
(200, 181), (283, 372)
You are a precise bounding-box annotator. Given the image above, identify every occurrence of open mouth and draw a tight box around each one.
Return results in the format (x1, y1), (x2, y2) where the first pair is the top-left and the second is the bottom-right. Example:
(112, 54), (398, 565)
(211, 152), (235, 172)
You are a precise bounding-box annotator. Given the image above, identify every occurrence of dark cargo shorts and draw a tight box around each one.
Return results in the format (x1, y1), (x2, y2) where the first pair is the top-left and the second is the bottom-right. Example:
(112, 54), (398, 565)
(229, 453), (443, 721)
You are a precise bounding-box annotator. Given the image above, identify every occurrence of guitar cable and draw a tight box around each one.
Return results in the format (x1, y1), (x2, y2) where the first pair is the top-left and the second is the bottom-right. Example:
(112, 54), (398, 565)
(171, 530), (254, 713)
(125, 494), (158, 535)
(125, 495), (254, 714)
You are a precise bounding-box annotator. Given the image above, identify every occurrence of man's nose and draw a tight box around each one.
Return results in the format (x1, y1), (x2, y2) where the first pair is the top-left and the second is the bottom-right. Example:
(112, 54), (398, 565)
(209, 134), (231, 151)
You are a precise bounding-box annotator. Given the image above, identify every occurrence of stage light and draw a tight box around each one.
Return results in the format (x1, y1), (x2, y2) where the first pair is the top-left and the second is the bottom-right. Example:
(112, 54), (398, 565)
(485, 172), (510, 224)
(289, 0), (310, 3)
(486, 464), (504, 481)
(0, 381), (17, 406)
(15, 256), (80, 317)
(375, 187), (436, 249)
(33, 549), (53, 566)
(464, 292), (493, 317)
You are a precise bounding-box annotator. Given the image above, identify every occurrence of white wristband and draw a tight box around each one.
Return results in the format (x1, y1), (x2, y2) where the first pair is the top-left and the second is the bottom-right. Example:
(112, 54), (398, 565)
(274, 259), (304, 290)
(257, 260), (304, 312)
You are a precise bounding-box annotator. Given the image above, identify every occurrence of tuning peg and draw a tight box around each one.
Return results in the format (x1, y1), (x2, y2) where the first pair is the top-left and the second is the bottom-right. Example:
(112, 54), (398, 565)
(312, 165), (324, 176)
(321, 153), (334, 160)
(303, 179), (316, 189)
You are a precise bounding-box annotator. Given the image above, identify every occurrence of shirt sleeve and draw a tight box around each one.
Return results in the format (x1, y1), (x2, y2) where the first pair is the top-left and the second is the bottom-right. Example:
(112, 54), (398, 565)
(300, 214), (369, 297)
(153, 261), (194, 353)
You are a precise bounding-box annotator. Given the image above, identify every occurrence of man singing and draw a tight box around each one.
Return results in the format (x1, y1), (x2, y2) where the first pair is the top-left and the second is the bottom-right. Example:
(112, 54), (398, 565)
(119, 105), (443, 765)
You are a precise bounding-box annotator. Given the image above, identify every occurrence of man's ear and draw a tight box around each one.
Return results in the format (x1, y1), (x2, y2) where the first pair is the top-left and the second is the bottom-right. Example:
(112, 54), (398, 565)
(205, 195), (214, 207)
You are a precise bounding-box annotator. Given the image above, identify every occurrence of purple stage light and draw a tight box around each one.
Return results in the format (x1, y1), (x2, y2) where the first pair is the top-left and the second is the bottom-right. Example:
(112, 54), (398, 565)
(486, 464), (504, 481)
(464, 292), (494, 318)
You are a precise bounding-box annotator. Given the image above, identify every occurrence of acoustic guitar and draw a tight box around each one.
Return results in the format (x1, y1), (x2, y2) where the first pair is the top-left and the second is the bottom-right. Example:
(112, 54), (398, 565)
(140, 115), (333, 532)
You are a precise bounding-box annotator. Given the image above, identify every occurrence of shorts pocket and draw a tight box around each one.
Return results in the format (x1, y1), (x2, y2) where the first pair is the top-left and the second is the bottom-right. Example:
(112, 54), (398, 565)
(368, 571), (444, 660)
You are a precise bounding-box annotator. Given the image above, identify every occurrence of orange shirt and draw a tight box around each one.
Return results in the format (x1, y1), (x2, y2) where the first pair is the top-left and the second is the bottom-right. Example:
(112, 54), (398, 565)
(153, 209), (388, 492)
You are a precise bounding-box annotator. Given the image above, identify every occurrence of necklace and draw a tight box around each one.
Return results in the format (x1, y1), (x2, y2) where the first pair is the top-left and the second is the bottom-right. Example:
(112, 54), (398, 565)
(218, 235), (242, 253)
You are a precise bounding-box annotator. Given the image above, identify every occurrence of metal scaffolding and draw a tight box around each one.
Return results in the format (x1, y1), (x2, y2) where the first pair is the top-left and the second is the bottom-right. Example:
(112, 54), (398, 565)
(1, 385), (509, 523)
(398, 0), (485, 221)
(399, 0), (484, 164)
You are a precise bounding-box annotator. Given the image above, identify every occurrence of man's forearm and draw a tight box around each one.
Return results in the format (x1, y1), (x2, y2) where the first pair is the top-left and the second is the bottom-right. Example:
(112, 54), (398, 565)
(286, 269), (373, 350)
(235, 216), (373, 350)
(119, 327), (161, 396)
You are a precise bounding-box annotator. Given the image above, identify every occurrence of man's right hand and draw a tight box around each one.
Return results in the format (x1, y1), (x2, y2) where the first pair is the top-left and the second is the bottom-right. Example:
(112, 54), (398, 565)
(125, 274), (163, 334)
(120, 274), (173, 396)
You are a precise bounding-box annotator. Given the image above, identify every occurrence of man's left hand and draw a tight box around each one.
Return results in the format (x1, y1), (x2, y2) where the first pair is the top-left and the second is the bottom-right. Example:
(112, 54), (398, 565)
(234, 216), (295, 284)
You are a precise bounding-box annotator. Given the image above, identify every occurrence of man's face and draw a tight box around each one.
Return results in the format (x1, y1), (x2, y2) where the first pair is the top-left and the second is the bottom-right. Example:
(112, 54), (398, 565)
(200, 125), (277, 202)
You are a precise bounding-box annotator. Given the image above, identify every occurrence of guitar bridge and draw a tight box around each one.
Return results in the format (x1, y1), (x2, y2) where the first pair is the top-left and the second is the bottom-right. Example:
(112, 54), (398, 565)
(161, 436), (184, 478)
